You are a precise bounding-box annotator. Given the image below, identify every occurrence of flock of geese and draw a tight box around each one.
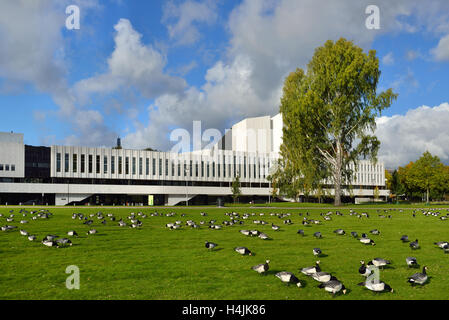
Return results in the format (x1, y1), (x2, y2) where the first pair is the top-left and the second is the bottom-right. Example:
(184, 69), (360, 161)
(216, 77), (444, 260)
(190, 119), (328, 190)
(0, 209), (145, 248)
(2, 207), (448, 297)
(191, 208), (447, 296)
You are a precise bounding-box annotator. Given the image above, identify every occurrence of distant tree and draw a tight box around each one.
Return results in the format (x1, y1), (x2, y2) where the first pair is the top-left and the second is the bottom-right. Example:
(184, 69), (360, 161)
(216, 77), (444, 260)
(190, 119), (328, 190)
(231, 175), (242, 204)
(144, 147), (157, 151)
(405, 151), (443, 203)
(280, 38), (397, 206)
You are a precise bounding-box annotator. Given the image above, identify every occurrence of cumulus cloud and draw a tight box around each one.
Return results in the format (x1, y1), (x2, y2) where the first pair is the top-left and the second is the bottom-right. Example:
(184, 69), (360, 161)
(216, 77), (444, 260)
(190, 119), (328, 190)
(432, 34), (449, 61)
(124, 0), (449, 152)
(162, 0), (218, 46)
(376, 102), (449, 168)
(74, 18), (186, 102)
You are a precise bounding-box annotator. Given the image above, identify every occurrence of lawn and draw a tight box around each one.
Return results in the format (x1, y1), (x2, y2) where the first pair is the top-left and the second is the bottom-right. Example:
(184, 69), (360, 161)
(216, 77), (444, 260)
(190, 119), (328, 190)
(1, 206), (449, 300)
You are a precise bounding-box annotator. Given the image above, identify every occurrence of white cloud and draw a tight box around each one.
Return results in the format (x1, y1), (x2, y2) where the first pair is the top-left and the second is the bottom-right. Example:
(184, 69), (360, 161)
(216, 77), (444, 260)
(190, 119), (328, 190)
(162, 0), (218, 46)
(432, 34), (449, 61)
(74, 18), (186, 101)
(124, 0), (449, 151)
(382, 52), (395, 65)
(376, 102), (449, 168)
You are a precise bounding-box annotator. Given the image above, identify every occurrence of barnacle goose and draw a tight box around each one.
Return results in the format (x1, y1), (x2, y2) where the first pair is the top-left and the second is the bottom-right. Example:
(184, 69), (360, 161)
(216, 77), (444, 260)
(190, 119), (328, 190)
(333, 229), (345, 235)
(301, 261), (321, 276)
(318, 279), (346, 295)
(56, 238), (73, 247)
(87, 229), (97, 235)
(359, 237), (375, 246)
(313, 248), (322, 256)
(19, 229), (29, 236)
(252, 260), (270, 275)
(406, 257), (418, 267)
(297, 229), (305, 236)
(314, 232), (322, 239)
(400, 235), (409, 242)
(258, 233), (270, 240)
(312, 271), (335, 283)
(358, 280), (393, 293)
(408, 266), (428, 285)
(234, 247), (253, 256)
(67, 230), (78, 237)
(275, 272), (302, 287)
(359, 260), (373, 277)
(410, 239), (420, 250)
(368, 258), (391, 269)
(205, 241), (217, 250)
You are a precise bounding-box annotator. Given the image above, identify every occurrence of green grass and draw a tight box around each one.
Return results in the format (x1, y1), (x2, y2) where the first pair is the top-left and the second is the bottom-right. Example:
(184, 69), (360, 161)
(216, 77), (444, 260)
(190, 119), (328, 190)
(1, 206), (449, 300)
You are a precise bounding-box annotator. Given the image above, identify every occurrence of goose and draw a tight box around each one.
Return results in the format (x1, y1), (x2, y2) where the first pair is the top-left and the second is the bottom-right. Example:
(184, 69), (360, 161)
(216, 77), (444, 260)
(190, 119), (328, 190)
(42, 240), (58, 247)
(27, 235), (36, 241)
(252, 260), (270, 275)
(301, 261), (321, 276)
(313, 248), (322, 256)
(205, 241), (217, 250)
(410, 239), (419, 250)
(361, 233), (368, 239)
(297, 229), (305, 236)
(368, 258), (391, 269)
(19, 229), (29, 236)
(400, 235), (409, 242)
(87, 229), (97, 235)
(271, 224), (280, 231)
(20, 220), (28, 224)
(358, 280), (394, 293)
(67, 230), (78, 237)
(318, 279), (346, 295)
(56, 238), (73, 247)
(312, 271), (335, 283)
(250, 230), (260, 236)
(334, 229), (345, 235)
(258, 233), (270, 240)
(234, 247), (253, 256)
(406, 257), (418, 267)
(1, 225), (17, 231)
(359, 260), (372, 277)
(351, 232), (358, 238)
(408, 266), (428, 285)
(360, 237), (375, 246)
(314, 232), (322, 239)
(370, 229), (380, 235)
(275, 272), (302, 287)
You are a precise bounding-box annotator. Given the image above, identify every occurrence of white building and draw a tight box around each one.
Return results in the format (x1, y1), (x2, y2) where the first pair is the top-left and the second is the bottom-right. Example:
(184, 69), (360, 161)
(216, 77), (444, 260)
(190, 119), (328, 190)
(0, 114), (388, 206)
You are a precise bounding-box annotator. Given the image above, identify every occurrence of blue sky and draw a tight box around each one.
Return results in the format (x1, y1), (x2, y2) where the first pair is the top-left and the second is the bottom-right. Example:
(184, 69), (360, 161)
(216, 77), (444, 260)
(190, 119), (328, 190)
(0, 0), (449, 168)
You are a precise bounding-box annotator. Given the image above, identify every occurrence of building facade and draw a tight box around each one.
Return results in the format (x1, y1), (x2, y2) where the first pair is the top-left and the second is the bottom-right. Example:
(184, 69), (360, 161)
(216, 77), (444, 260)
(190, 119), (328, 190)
(0, 114), (388, 206)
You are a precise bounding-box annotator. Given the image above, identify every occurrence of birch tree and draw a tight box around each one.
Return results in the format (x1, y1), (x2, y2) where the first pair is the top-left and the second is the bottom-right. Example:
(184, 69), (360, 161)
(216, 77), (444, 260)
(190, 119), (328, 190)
(280, 38), (397, 206)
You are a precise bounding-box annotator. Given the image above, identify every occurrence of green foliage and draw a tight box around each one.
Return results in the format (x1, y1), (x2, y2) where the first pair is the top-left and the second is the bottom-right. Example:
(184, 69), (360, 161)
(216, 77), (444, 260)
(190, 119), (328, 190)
(280, 38), (397, 206)
(399, 151), (448, 203)
(231, 175), (241, 203)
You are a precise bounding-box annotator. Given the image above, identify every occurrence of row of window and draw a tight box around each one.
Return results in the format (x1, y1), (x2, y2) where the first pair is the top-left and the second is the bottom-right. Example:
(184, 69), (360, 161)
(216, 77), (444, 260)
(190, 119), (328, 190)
(56, 153), (271, 180)
(0, 164), (16, 172)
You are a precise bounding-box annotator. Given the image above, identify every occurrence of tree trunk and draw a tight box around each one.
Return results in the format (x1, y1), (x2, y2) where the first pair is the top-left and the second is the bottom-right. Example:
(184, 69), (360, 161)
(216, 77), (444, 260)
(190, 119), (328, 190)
(334, 141), (343, 206)
(426, 188), (429, 204)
